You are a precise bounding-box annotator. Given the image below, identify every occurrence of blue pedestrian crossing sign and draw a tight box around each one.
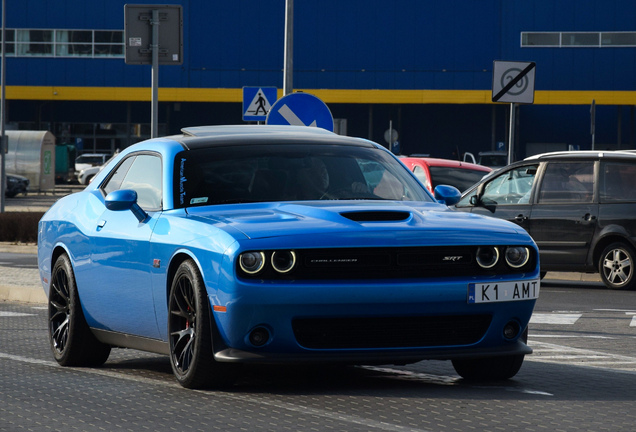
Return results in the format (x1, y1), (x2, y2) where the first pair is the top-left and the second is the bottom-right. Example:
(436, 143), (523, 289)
(266, 92), (334, 132)
(243, 87), (278, 121)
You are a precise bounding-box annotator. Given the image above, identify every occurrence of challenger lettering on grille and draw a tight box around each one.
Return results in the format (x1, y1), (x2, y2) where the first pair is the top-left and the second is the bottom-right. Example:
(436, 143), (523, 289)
(310, 258), (359, 264)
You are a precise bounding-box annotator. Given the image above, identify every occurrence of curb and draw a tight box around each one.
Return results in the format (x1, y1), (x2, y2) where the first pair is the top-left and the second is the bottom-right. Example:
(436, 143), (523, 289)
(0, 243), (38, 254)
(0, 285), (47, 304)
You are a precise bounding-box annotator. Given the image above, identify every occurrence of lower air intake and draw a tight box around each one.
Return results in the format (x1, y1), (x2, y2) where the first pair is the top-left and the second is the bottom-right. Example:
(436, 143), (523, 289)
(292, 314), (492, 349)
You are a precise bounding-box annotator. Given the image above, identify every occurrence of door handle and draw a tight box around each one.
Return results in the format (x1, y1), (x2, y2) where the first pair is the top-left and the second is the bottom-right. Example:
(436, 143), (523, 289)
(582, 213), (596, 222)
(514, 214), (528, 222)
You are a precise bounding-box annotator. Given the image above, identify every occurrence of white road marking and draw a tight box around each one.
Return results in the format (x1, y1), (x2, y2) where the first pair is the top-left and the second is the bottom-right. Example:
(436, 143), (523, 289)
(0, 312), (36, 317)
(530, 313), (582, 325)
(594, 309), (636, 313)
(363, 366), (553, 396)
(528, 340), (636, 372)
(531, 334), (613, 339)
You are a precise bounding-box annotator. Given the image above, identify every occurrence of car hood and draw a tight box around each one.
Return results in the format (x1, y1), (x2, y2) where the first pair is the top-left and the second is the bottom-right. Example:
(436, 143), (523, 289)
(7, 173), (29, 181)
(186, 201), (526, 243)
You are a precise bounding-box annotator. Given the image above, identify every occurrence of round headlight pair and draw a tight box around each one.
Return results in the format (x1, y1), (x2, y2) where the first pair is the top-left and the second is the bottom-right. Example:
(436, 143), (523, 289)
(476, 246), (530, 269)
(239, 250), (297, 275)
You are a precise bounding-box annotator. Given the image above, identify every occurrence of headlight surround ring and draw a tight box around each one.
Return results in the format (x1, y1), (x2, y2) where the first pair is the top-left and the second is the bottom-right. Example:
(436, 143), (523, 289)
(505, 246), (530, 269)
(239, 251), (266, 274)
(271, 250), (297, 273)
(476, 246), (500, 269)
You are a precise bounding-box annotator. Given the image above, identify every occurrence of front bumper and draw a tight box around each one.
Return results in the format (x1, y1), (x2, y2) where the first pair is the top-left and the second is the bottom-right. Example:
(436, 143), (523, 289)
(210, 275), (538, 364)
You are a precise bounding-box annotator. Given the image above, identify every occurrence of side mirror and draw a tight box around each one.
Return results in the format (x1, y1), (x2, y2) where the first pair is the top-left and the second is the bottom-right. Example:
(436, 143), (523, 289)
(434, 185), (461, 206)
(469, 183), (486, 206)
(105, 189), (148, 222)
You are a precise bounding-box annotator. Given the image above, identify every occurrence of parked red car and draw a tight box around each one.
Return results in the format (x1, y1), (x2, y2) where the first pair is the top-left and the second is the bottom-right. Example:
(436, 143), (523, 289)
(400, 157), (492, 193)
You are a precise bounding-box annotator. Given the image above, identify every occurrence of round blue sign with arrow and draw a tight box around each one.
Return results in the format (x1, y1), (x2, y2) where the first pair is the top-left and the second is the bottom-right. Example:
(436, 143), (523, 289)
(266, 92), (334, 132)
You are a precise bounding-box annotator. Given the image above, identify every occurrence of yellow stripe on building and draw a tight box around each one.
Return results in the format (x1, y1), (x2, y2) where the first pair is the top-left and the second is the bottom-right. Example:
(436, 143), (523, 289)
(7, 86), (636, 105)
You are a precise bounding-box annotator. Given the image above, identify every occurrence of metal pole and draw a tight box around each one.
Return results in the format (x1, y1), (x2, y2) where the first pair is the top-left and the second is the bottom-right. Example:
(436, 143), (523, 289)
(151, 9), (159, 138)
(590, 99), (596, 150)
(283, 0), (293, 96)
(507, 103), (515, 165)
(0, 0), (6, 212)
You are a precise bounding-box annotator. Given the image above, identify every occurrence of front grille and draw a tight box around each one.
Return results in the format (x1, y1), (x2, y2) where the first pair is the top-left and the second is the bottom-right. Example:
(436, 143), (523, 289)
(238, 246), (537, 280)
(292, 314), (492, 349)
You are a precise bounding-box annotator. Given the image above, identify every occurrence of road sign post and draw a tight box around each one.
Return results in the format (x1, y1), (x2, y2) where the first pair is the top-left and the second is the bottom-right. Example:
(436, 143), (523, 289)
(492, 61), (536, 165)
(124, 4), (183, 138)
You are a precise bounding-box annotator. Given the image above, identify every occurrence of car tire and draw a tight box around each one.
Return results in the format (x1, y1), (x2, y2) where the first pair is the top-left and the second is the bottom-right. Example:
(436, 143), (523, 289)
(168, 259), (238, 389)
(48, 253), (111, 366)
(599, 242), (636, 290)
(451, 329), (527, 381)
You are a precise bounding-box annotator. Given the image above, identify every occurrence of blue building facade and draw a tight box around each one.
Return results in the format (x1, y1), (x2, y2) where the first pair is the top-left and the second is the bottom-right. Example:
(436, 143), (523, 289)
(4, 0), (636, 158)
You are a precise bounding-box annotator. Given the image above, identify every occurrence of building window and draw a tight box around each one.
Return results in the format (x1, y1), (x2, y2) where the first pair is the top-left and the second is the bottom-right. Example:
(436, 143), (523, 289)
(521, 32), (560, 47)
(602, 32), (636, 46)
(522, 31), (636, 48)
(1, 29), (124, 58)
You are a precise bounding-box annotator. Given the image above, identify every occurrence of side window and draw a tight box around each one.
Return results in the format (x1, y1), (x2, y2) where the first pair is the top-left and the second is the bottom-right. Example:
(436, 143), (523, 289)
(102, 154), (162, 210)
(601, 162), (636, 202)
(538, 162), (594, 203)
(412, 165), (431, 191)
(102, 156), (135, 195)
(471, 165), (538, 205)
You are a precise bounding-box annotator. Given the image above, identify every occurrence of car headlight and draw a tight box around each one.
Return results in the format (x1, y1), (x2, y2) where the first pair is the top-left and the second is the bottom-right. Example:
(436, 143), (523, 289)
(476, 246), (499, 269)
(271, 250), (296, 273)
(239, 251), (265, 274)
(505, 246), (530, 268)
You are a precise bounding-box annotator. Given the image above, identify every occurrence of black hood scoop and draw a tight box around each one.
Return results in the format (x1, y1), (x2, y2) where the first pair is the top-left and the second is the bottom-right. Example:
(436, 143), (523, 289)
(340, 211), (411, 222)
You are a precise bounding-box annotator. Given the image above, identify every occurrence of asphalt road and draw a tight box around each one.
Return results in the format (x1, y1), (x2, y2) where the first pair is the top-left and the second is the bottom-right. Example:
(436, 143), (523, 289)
(1, 279), (635, 431)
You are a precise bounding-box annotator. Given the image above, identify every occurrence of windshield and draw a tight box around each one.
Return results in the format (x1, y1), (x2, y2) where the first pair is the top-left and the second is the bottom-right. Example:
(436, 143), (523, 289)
(429, 166), (489, 192)
(174, 143), (432, 208)
(76, 155), (106, 165)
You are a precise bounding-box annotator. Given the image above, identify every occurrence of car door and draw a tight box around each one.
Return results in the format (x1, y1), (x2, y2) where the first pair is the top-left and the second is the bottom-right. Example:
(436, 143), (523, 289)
(455, 163), (539, 234)
(83, 153), (163, 338)
(527, 160), (598, 269)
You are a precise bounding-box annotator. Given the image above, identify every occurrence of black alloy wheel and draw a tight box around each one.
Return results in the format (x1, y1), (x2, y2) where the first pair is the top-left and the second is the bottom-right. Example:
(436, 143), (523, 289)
(168, 259), (238, 389)
(599, 242), (636, 290)
(48, 253), (111, 366)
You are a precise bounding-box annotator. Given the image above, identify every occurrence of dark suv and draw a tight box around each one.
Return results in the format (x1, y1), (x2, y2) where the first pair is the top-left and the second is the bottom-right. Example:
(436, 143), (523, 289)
(455, 150), (636, 290)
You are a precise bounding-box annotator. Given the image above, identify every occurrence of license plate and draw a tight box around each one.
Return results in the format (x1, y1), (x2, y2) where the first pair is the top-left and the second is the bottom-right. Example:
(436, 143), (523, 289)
(468, 279), (540, 304)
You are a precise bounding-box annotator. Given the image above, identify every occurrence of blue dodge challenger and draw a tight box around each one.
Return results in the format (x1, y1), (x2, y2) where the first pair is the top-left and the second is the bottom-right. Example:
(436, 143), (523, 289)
(38, 125), (540, 388)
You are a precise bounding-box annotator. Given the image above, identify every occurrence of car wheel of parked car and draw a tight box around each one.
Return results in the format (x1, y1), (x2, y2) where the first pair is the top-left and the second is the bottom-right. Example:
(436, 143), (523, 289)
(48, 254), (111, 366)
(168, 259), (238, 389)
(599, 242), (636, 290)
(451, 329), (527, 380)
